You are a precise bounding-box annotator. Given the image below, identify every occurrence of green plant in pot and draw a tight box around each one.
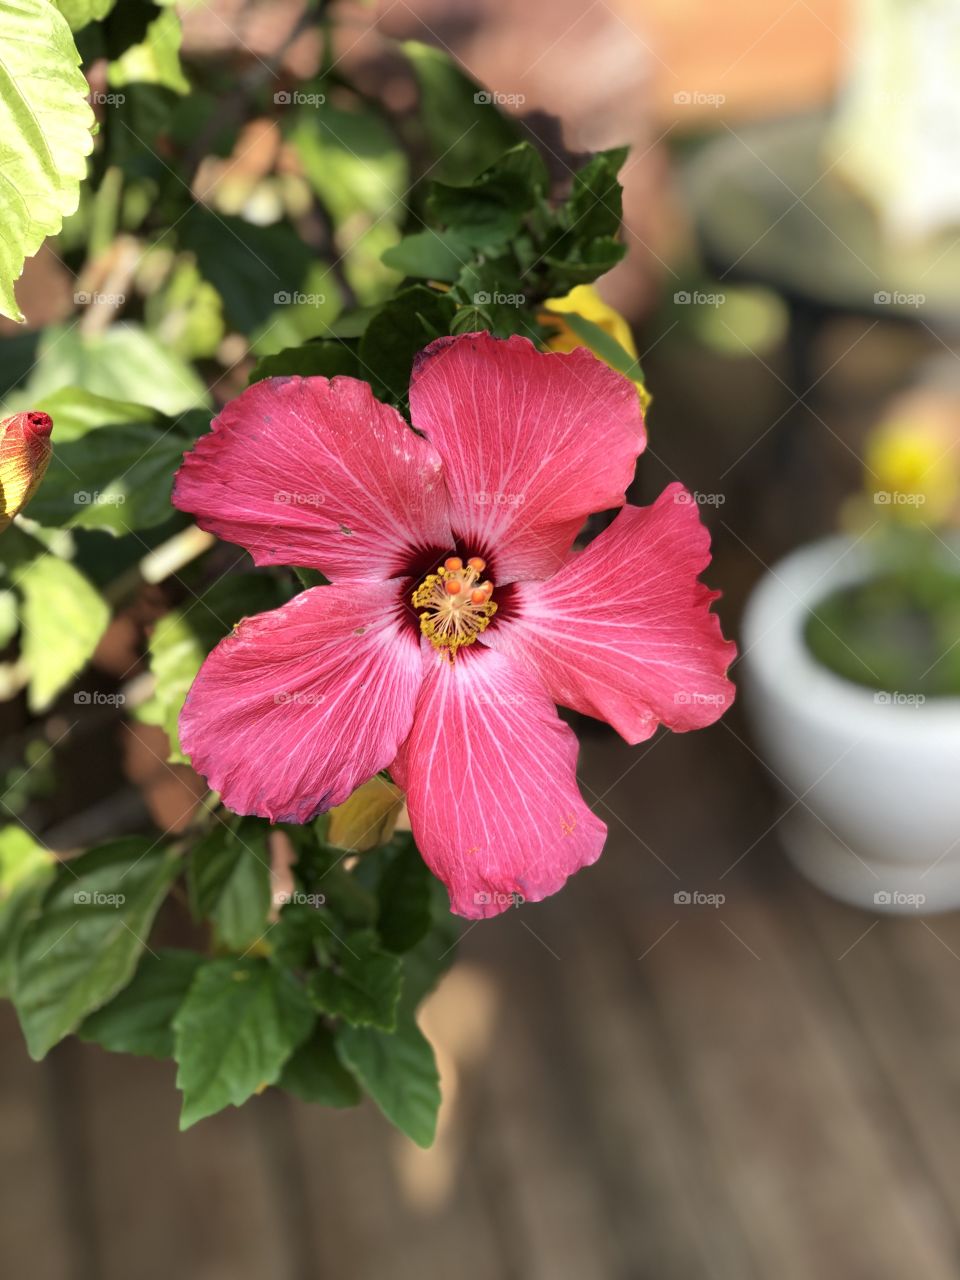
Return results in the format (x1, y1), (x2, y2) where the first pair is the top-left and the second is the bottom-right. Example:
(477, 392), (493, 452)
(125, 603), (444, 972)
(742, 385), (960, 913)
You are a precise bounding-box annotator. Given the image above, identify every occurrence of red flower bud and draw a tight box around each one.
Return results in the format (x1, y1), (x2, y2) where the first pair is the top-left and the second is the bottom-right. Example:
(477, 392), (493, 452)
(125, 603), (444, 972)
(0, 411), (53, 532)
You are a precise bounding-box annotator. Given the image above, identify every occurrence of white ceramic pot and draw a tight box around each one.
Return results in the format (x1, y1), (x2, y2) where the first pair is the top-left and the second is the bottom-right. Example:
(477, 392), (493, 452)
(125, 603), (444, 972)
(741, 535), (960, 914)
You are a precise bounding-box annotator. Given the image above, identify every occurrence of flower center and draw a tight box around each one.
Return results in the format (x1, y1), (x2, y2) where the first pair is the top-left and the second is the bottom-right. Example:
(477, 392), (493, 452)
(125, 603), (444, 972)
(412, 556), (497, 660)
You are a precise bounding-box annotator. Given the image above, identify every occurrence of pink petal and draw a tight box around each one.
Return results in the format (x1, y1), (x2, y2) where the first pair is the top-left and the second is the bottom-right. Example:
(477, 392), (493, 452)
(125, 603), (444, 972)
(393, 646), (607, 919)
(180, 581), (423, 822)
(408, 333), (645, 583)
(483, 484), (736, 742)
(173, 376), (451, 580)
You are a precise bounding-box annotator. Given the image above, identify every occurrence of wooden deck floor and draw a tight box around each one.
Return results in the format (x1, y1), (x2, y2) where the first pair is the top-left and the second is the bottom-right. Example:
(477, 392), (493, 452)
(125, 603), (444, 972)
(5, 710), (960, 1280)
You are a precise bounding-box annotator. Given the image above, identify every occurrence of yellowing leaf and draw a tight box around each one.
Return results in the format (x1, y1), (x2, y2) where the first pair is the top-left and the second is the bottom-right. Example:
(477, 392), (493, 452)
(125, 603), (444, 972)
(327, 777), (404, 853)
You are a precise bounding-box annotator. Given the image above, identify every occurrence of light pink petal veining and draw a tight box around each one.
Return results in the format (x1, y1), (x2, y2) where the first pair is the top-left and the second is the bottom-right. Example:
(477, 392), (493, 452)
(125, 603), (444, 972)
(392, 645), (607, 919)
(180, 580), (423, 822)
(408, 332), (645, 583)
(173, 375), (452, 580)
(483, 484), (736, 742)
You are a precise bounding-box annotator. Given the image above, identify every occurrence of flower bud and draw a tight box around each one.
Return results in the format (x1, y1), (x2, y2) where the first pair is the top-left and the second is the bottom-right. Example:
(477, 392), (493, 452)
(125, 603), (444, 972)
(0, 411), (53, 532)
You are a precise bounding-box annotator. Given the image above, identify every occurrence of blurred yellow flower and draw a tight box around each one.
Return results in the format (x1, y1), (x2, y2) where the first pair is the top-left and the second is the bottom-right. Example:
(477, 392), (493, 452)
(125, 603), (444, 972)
(542, 284), (651, 413)
(865, 406), (960, 525)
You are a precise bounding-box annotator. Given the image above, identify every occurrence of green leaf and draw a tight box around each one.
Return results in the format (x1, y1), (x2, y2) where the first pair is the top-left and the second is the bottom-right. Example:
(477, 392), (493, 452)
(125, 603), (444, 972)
(377, 838), (433, 954)
(0, 825), (55, 999)
(402, 41), (520, 184)
(336, 1015), (440, 1147)
(7, 532), (110, 712)
(557, 311), (644, 382)
(542, 236), (626, 288)
(13, 837), (180, 1059)
(56, 0), (117, 30)
(358, 285), (456, 404)
(398, 880), (460, 1012)
(179, 209), (323, 337)
(173, 957), (314, 1128)
(78, 947), (202, 1058)
(249, 340), (360, 385)
(7, 323), (209, 417)
(427, 143), (549, 248)
(187, 820), (272, 952)
(279, 1022), (361, 1107)
(108, 6), (189, 95)
(139, 572), (288, 763)
(22, 391), (188, 535)
(0, 0), (94, 320)
(309, 930), (402, 1031)
(293, 101), (407, 224)
(562, 146), (629, 244)
(381, 230), (473, 283)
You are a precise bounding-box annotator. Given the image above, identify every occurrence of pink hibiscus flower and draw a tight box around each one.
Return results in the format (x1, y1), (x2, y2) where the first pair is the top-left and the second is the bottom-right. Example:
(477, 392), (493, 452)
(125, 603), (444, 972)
(172, 333), (735, 919)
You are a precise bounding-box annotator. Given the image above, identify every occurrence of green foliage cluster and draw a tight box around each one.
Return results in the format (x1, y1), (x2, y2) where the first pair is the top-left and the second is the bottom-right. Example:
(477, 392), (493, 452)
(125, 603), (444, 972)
(0, 3), (634, 1139)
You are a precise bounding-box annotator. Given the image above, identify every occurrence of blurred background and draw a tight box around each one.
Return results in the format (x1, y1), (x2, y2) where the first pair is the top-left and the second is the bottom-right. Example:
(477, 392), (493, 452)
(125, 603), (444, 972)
(6, 0), (960, 1276)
